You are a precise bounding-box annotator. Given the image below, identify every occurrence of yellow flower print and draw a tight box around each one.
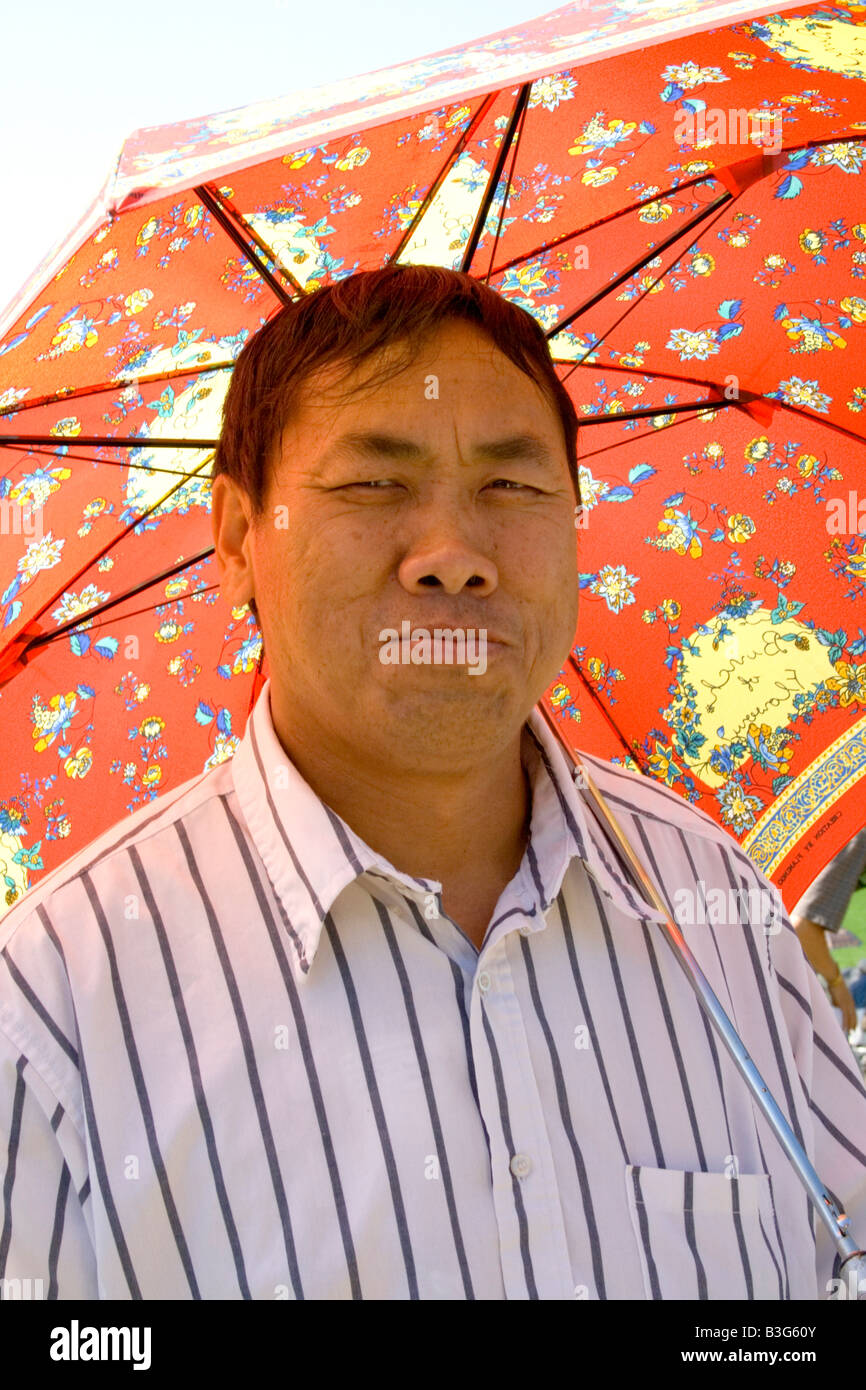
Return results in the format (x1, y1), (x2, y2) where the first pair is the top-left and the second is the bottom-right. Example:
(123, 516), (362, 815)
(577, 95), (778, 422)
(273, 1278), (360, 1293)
(689, 253), (715, 277)
(844, 546), (866, 581)
(826, 662), (866, 707)
(335, 146), (370, 171)
(569, 116), (636, 158)
(628, 272), (665, 296)
(165, 577), (189, 599)
(639, 201), (672, 223)
(64, 747), (93, 779)
(657, 508), (702, 558)
(50, 417), (81, 437)
(155, 620), (181, 643)
(49, 319), (98, 353)
(31, 691), (77, 754)
(795, 453), (819, 478)
(781, 317), (846, 352)
(745, 436), (772, 462)
(16, 528), (63, 578)
(124, 289), (153, 316)
(142, 765), (163, 787)
(648, 744), (676, 783)
(799, 229), (825, 256)
(581, 166), (618, 187)
(139, 716), (165, 739)
(661, 599), (681, 620)
(184, 206), (205, 231)
(283, 149), (316, 169)
(136, 217), (159, 248)
(727, 513), (756, 543)
(841, 296), (866, 324)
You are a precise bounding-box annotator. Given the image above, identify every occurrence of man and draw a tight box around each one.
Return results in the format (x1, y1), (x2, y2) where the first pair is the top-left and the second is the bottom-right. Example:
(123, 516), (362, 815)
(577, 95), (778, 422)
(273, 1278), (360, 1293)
(1, 265), (865, 1300)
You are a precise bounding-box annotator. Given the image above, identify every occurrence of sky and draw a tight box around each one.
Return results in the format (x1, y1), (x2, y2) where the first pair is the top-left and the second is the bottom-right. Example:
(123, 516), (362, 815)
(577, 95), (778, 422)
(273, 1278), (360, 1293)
(0, 0), (553, 319)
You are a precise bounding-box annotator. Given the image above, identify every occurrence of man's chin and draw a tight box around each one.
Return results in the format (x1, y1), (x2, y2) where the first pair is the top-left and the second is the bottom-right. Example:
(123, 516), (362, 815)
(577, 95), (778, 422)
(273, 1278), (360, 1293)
(369, 680), (532, 752)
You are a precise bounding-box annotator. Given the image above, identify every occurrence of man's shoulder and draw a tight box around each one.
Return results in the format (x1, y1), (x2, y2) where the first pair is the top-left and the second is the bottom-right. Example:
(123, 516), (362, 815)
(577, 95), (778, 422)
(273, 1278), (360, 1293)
(573, 748), (742, 855)
(0, 755), (235, 953)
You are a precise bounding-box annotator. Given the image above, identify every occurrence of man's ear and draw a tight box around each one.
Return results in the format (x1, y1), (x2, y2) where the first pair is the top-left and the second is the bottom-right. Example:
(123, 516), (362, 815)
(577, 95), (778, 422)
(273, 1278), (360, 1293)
(211, 473), (256, 611)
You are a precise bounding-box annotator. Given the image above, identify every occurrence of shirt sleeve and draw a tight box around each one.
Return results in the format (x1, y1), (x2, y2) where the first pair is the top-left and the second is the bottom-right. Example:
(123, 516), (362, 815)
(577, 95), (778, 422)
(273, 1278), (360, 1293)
(0, 1026), (99, 1300)
(768, 910), (866, 1297)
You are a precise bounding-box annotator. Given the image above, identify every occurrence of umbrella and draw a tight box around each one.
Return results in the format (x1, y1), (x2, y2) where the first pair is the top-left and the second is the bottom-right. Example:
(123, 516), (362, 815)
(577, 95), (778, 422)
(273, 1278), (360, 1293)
(2, 0), (866, 923)
(2, 0), (866, 1291)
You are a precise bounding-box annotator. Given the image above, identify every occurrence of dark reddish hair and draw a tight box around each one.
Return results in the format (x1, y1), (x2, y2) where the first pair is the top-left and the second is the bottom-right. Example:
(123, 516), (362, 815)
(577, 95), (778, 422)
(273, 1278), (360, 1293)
(212, 263), (580, 523)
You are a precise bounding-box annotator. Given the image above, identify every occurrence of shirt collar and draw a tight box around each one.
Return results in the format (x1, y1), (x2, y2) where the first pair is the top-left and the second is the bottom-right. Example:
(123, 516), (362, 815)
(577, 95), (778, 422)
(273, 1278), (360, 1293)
(230, 678), (664, 978)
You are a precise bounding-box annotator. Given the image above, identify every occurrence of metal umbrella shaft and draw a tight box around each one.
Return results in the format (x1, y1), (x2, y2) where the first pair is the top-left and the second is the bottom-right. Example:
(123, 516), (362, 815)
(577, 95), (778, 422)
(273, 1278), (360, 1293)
(573, 753), (866, 1295)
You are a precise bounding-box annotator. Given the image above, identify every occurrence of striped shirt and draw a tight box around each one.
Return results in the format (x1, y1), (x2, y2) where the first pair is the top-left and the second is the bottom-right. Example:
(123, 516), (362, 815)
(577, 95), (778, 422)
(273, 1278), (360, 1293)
(1, 677), (865, 1300)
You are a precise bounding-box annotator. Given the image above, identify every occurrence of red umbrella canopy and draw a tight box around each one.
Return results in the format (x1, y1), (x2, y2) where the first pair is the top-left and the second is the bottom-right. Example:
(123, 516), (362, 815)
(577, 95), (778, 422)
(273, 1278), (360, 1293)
(1, 0), (865, 920)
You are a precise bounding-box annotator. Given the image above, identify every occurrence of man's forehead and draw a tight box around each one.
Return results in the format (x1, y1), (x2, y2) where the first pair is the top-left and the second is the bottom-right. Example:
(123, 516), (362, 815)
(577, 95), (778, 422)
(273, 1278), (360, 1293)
(294, 322), (546, 407)
(283, 344), (560, 448)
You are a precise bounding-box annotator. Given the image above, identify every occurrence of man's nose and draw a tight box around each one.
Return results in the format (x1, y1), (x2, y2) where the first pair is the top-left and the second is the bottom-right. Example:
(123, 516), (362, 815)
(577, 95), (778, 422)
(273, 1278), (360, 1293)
(397, 512), (498, 596)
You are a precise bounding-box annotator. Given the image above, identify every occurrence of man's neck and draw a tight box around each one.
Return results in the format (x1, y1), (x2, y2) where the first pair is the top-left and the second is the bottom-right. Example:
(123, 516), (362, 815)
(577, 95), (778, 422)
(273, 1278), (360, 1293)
(268, 692), (534, 927)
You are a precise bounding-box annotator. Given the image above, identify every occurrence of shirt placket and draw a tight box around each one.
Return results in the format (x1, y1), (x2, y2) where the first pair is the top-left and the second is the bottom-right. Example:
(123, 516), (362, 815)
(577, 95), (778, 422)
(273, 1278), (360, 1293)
(469, 907), (576, 1300)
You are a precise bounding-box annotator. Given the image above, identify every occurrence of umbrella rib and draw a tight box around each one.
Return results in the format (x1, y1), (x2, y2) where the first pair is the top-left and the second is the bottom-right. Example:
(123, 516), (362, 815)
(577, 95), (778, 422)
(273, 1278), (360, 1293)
(489, 172), (722, 277)
(0, 434), (218, 449)
(67, 581), (223, 635)
(201, 185), (309, 298)
(733, 395), (866, 450)
(549, 654), (651, 775)
(460, 83), (531, 275)
(0, 454), (215, 673)
(557, 194), (735, 389)
(572, 394), (755, 427)
(489, 131), (866, 277)
(481, 91), (530, 284)
(21, 549), (219, 657)
(570, 404), (721, 467)
(0, 442), (214, 479)
(194, 185), (298, 305)
(388, 91), (498, 265)
(547, 188), (731, 340)
(0, 364), (236, 422)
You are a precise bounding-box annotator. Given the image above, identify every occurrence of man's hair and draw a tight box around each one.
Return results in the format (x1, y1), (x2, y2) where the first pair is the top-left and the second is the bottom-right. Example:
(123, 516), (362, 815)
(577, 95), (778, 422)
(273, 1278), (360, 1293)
(212, 264), (580, 529)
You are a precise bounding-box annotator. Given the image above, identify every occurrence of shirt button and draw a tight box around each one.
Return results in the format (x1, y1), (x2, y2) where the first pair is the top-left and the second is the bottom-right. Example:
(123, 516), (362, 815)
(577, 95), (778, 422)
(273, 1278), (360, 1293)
(519, 921), (532, 935)
(510, 1153), (532, 1179)
(477, 971), (491, 993)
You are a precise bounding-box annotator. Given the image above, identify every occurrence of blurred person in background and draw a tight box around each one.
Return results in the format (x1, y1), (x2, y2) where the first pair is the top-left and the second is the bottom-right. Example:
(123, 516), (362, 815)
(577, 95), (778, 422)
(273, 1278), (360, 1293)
(791, 827), (866, 1035)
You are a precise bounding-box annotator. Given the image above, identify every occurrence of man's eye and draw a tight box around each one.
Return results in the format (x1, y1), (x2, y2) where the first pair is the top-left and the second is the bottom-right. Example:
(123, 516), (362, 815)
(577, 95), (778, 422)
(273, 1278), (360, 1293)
(342, 480), (399, 490)
(487, 479), (537, 491)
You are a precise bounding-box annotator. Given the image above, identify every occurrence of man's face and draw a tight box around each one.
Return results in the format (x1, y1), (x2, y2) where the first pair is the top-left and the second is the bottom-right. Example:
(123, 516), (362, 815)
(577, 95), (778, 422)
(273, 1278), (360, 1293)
(213, 318), (579, 773)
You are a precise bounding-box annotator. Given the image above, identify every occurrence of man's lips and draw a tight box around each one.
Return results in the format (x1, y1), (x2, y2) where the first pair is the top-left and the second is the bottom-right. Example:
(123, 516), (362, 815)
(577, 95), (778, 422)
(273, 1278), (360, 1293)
(381, 621), (515, 646)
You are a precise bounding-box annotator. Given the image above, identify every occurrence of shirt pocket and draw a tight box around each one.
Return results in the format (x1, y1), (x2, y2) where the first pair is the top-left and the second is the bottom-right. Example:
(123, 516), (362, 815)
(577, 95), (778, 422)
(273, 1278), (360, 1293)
(625, 1164), (786, 1300)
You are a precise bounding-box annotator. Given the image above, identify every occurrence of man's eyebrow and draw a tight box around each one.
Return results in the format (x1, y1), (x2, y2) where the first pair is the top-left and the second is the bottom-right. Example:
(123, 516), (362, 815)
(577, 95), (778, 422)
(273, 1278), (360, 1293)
(318, 431), (559, 466)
